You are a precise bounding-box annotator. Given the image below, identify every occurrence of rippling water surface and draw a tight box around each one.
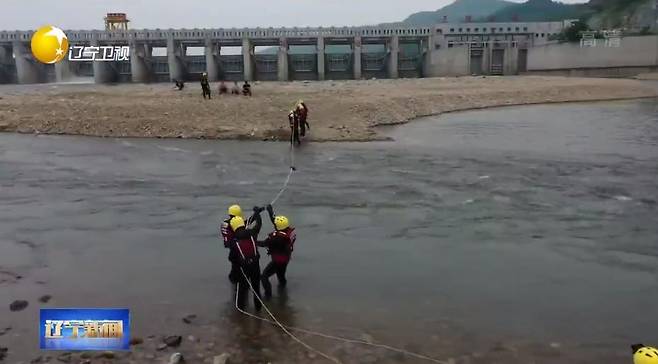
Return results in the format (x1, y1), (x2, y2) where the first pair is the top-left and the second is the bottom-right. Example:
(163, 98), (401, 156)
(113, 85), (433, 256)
(0, 99), (657, 363)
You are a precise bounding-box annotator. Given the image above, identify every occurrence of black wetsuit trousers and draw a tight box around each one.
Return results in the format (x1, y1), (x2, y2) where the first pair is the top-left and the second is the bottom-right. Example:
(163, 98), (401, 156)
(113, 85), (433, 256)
(300, 117), (307, 137)
(228, 262), (240, 283)
(202, 85), (211, 99)
(236, 261), (262, 310)
(261, 261), (288, 297)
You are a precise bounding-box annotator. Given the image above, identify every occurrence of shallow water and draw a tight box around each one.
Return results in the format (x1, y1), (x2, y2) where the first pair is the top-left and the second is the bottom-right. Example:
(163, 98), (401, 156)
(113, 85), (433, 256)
(0, 99), (657, 363)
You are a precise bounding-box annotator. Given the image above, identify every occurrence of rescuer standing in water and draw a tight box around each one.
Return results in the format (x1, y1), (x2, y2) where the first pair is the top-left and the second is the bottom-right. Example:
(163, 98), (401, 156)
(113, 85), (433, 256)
(258, 204), (296, 298)
(229, 206), (264, 311)
(296, 100), (310, 137)
(201, 72), (211, 99)
(220, 204), (243, 284)
(288, 109), (301, 146)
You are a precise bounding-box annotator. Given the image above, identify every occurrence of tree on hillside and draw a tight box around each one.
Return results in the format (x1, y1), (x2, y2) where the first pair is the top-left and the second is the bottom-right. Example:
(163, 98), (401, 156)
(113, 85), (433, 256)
(555, 20), (592, 42)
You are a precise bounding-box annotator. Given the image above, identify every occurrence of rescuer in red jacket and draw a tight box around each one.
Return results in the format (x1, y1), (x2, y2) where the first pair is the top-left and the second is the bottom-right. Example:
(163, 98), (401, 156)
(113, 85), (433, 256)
(258, 204), (296, 299)
(229, 209), (264, 311)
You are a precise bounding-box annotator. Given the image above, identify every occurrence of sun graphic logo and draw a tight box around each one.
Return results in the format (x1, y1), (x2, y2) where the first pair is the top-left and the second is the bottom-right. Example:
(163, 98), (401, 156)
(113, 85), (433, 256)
(31, 25), (69, 64)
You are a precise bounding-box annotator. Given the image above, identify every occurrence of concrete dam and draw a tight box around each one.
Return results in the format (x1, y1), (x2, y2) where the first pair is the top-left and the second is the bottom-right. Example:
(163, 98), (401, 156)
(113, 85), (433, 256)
(5, 20), (640, 84)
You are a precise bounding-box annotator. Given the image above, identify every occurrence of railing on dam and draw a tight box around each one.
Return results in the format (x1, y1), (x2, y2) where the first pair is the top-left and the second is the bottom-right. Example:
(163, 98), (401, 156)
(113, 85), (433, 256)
(0, 26), (433, 43)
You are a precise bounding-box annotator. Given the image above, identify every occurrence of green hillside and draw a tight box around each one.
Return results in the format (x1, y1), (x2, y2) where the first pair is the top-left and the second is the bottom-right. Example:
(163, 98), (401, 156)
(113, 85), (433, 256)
(403, 0), (514, 24)
(489, 0), (591, 22)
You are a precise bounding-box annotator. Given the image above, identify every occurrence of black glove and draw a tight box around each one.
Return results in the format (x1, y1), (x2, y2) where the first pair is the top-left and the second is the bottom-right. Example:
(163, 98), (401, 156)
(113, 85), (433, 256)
(253, 206), (264, 214)
(266, 204), (274, 216)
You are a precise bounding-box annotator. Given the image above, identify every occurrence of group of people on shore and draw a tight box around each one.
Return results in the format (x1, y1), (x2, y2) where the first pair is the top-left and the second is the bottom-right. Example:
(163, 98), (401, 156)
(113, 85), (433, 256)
(172, 73), (252, 99)
(220, 204), (296, 310)
(201, 73), (252, 99)
(177, 75), (311, 144)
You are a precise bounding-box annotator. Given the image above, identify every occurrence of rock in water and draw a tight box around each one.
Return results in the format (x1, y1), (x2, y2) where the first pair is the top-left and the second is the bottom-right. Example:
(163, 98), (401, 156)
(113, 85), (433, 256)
(213, 353), (230, 364)
(164, 335), (182, 347)
(96, 351), (114, 359)
(169, 353), (185, 364)
(182, 314), (197, 324)
(9, 300), (28, 311)
(360, 333), (374, 343)
(0, 347), (8, 360)
(129, 337), (144, 346)
(156, 343), (168, 351)
(56, 352), (72, 363)
(38, 295), (52, 303)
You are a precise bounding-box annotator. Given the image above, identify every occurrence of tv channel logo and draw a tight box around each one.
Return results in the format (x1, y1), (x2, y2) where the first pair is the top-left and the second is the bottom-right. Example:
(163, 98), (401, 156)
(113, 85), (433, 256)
(40, 308), (130, 351)
(30, 25), (130, 65)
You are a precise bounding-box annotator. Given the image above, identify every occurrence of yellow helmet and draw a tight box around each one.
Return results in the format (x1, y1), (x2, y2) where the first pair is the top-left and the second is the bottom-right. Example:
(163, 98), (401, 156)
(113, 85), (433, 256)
(230, 216), (245, 231)
(274, 215), (289, 230)
(228, 204), (242, 217)
(634, 345), (658, 364)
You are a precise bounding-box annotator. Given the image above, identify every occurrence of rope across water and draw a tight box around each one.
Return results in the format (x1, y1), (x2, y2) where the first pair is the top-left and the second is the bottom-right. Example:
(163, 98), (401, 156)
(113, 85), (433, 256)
(232, 112), (447, 363)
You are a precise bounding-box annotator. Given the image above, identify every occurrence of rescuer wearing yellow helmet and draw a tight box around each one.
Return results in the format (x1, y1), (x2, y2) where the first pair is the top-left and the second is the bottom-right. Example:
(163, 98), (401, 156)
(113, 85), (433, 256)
(633, 344), (658, 364)
(288, 109), (301, 146)
(220, 204), (242, 283)
(220, 204), (262, 284)
(256, 204), (297, 299)
(227, 206), (265, 311)
(296, 100), (310, 137)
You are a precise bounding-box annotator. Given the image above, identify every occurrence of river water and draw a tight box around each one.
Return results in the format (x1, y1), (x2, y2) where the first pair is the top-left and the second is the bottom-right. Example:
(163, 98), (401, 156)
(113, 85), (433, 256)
(0, 99), (657, 363)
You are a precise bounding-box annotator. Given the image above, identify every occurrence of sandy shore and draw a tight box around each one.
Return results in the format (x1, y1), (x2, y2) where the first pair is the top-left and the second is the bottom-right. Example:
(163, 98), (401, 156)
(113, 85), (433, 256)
(0, 76), (656, 141)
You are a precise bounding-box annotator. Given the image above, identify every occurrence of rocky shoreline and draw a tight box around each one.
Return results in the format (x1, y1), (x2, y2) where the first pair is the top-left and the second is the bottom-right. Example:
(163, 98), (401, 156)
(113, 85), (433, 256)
(0, 76), (656, 142)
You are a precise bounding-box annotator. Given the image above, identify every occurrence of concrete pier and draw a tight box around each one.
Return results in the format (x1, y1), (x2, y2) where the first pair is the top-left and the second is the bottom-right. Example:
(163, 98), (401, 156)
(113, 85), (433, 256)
(317, 37), (325, 81)
(91, 41), (117, 83)
(130, 42), (152, 83)
(13, 42), (45, 84)
(353, 36), (362, 80)
(242, 38), (253, 81)
(421, 36), (433, 78)
(167, 37), (186, 82)
(504, 47), (519, 75)
(92, 59), (117, 83)
(205, 39), (220, 81)
(387, 36), (399, 79)
(278, 38), (288, 81)
(0, 45), (14, 83)
(54, 57), (73, 82)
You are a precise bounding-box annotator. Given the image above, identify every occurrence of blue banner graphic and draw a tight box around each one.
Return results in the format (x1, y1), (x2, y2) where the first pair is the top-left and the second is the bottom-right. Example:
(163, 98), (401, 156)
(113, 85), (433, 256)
(39, 308), (130, 351)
